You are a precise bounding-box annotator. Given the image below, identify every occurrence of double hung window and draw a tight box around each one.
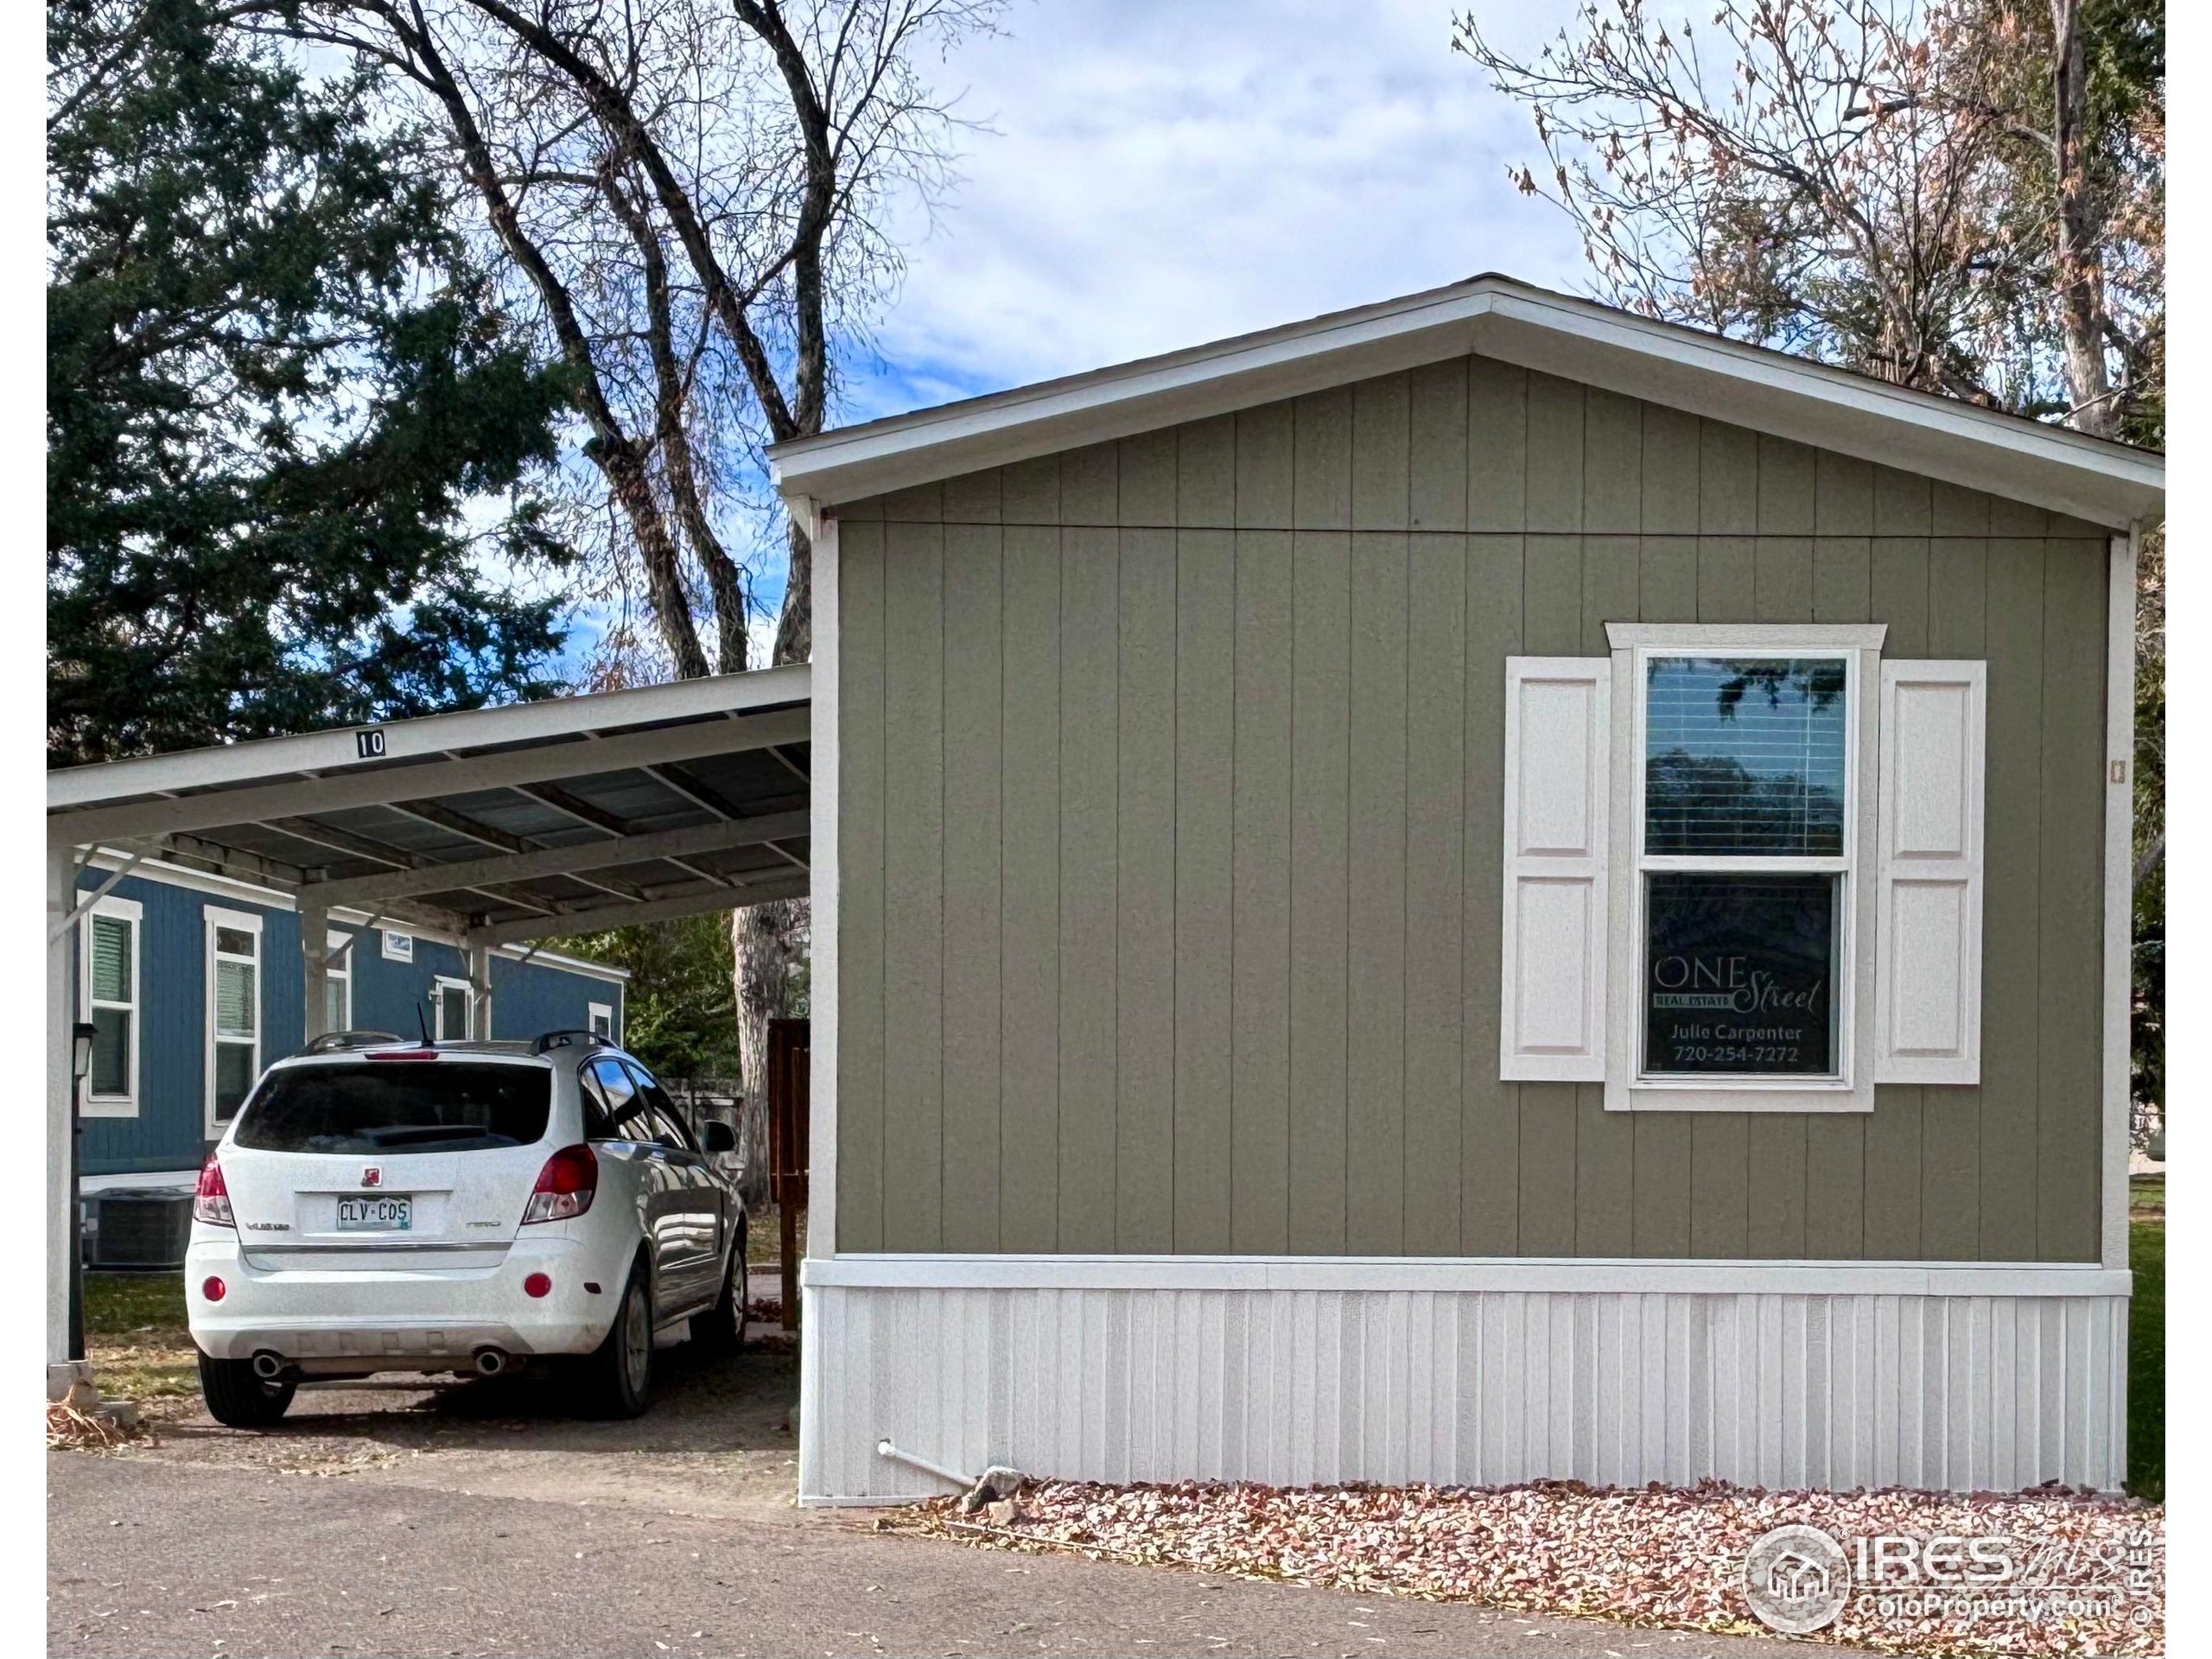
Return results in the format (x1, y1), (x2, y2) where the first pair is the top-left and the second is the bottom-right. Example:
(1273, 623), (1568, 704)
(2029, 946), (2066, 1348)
(1637, 652), (1853, 1084)
(206, 907), (263, 1130)
(81, 895), (142, 1116)
(1499, 623), (1986, 1112)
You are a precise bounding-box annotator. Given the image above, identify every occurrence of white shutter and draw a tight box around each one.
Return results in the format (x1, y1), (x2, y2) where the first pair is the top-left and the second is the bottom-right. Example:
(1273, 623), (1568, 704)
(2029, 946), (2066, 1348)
(1873, 660), (1986, 1084)
(1500, 657), (1611, 1081)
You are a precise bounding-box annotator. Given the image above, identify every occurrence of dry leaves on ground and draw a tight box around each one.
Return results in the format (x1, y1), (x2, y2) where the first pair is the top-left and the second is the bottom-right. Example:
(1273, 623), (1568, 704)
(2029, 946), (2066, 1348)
(882, 1477), (2162, 1656)
(46, 1402), (148, 1452)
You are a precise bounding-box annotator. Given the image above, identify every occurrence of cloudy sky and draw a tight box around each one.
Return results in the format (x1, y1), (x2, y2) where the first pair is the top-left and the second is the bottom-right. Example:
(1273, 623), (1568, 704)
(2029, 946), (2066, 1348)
(837, 0), (1588, 423)
(576, 0), (1592, 671)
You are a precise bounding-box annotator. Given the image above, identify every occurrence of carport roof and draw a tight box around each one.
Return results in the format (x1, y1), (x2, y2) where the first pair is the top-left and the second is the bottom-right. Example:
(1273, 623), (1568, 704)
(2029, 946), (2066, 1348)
(47, 663), (811, 944)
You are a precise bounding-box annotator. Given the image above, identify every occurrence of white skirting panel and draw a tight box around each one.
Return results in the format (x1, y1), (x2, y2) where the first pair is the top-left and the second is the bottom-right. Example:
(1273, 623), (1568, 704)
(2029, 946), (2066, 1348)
(798, 1269), (2128, 1503)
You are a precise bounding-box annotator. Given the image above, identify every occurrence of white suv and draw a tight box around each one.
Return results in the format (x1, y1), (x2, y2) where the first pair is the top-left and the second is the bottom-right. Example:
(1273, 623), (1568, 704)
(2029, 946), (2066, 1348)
(186, 1030), (747, 1425)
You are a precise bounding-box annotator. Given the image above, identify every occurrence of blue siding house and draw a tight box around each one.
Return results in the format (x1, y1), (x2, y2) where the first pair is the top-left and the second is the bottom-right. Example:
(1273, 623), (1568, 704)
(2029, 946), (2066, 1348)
(73, 856), (626, 1185)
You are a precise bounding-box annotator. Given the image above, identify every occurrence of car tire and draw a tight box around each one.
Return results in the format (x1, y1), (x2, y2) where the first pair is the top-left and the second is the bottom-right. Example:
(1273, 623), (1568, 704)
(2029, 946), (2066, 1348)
(196, 1349), (296, 1428)
(694, 1232), (748, 1356)
(575, 1256), (653, 1419)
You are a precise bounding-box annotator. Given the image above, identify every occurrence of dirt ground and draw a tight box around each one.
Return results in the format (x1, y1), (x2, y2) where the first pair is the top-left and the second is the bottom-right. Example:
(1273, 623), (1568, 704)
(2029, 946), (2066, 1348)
(105, 1319), (810, 1522)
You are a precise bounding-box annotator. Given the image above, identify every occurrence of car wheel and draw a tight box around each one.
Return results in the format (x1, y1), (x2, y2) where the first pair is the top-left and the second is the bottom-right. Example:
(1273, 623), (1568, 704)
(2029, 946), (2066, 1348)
(695, 1235), (748, 1356)
(196, 1349), (296, 1428)
(575, 1257), (653, 1419)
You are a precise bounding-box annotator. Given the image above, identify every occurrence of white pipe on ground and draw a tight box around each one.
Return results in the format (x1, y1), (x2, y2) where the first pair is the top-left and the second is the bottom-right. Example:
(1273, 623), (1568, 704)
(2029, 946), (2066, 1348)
(874, 1438), (974, 1490)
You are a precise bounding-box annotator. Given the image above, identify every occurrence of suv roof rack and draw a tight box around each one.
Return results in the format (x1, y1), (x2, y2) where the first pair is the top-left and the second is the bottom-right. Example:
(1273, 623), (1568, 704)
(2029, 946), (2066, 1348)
(300, 1029), (404, 1055)
(532, 1028), (614, 1056)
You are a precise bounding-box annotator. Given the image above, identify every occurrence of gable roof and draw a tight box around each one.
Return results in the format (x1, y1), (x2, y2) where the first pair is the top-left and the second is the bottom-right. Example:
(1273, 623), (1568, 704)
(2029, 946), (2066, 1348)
(769, 273), (2163, 531)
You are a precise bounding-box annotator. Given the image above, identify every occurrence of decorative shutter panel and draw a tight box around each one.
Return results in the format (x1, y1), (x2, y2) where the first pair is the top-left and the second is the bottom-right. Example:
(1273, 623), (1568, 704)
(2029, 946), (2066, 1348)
(1873, 660), (1986, 1084)
(1500, 658), (1611, 1081)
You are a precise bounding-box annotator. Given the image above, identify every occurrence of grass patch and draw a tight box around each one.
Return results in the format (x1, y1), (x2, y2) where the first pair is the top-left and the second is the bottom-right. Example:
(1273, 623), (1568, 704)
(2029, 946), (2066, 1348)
(83, 1271), (198, 1402)
(2129, 1217), (2164, 1501)
(745, 1204), (805, 1266)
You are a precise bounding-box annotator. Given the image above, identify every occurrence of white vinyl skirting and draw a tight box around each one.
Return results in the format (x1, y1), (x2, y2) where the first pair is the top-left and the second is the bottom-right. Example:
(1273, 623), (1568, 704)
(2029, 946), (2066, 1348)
(797, 1262), (2128, 1503)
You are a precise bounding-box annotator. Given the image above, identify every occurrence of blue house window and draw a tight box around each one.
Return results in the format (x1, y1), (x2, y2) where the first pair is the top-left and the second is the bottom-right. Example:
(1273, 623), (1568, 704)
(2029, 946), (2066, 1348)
(80, 895), (141, 1117)
(206, 907), (263, 1132)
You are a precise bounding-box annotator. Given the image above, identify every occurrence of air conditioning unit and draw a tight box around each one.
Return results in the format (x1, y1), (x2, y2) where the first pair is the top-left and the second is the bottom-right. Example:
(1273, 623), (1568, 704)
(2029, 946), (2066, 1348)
(87, 1188), (195, 1270)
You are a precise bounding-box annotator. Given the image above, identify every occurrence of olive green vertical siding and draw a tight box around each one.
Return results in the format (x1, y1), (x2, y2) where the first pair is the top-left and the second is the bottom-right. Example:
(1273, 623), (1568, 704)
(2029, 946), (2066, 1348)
(836, 355), (2112, 1261)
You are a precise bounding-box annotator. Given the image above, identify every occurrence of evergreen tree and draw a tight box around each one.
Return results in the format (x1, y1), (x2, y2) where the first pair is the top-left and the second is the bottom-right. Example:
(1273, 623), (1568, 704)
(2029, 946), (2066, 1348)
(48, 0), (578, 764)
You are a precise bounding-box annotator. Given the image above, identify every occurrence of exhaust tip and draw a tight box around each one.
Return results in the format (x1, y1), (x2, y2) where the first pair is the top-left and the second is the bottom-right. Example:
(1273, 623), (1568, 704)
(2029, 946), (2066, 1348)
(250, 1351), (284, 1380)
(473, 1347), (508, 1376)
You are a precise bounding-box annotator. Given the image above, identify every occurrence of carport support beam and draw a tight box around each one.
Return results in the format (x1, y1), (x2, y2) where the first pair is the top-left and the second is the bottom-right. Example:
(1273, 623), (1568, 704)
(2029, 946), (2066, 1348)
(48, 841), (87, 1396)
(301, 900), (329, 1044)
(467, 934), (493, 1041)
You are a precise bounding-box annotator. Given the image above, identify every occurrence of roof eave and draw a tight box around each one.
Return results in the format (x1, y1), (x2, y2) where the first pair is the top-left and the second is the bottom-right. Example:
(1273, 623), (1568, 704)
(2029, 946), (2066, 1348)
(772, 276), (2162, 531)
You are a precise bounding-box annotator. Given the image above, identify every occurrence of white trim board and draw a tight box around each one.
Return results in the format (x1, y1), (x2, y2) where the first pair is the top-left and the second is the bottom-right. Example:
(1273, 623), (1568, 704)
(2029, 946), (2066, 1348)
(806, 512), (842, 1265)
(768, 276), (2161, 530)
(802, 1254), (2129, 1299)
(2101, 528), (2140, 1269)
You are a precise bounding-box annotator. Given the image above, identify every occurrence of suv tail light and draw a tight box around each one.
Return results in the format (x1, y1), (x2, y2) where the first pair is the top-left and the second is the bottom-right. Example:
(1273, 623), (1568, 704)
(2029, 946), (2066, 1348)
(522, 1144), (596, 1224)
(194, 1156), (233, 1227)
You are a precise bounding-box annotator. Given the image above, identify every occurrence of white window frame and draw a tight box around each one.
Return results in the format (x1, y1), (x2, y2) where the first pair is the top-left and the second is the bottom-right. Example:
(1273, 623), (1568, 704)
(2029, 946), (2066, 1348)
(78, 893), (143, 1119)
(588, 1001), (614, 1040)
(204, 906), (264, 1135)
(381, 928), (413, 962)
(433, 974), (474, 1041)
(1603, 623), (1883, 1113)
(325, 930), (353, 1033)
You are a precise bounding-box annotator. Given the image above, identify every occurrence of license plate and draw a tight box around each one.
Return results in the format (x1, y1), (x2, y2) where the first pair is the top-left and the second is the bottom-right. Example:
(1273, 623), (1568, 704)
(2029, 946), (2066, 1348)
(335, 1196), (412, 1230)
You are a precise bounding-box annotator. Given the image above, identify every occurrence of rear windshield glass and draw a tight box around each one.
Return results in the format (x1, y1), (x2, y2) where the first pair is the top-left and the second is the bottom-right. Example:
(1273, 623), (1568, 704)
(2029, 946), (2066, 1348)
(232, 1063), (552, 1154)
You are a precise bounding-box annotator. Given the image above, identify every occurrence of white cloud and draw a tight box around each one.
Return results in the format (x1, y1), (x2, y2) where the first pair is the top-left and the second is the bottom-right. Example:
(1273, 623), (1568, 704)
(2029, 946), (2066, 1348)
(844, 0), (1590, 418)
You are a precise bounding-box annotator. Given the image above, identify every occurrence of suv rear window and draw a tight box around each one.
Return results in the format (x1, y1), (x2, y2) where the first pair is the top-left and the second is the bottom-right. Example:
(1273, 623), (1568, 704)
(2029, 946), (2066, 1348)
(232, 1063), (552, 1154)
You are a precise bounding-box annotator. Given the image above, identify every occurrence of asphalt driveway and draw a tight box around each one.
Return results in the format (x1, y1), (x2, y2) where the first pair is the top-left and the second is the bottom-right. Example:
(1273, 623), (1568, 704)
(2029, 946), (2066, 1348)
(48, 1338), (1824, 1658)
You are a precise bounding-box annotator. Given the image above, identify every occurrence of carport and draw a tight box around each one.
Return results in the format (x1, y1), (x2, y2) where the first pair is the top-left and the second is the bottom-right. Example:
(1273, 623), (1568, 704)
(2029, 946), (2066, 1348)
(44, 662), (813, 1393)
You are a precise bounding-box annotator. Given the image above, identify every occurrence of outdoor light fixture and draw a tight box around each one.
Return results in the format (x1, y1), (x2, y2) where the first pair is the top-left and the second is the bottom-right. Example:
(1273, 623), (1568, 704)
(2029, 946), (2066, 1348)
(71, 1021), (96, 1084)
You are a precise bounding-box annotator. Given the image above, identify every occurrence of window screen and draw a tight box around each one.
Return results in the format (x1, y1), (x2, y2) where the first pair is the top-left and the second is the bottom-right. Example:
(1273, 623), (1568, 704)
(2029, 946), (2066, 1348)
(1643, 658), (1847, 857)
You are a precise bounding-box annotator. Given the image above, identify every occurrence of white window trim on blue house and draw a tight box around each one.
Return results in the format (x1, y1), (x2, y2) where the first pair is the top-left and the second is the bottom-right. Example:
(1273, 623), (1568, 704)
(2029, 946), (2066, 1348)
(326, 929), (353, 1033)
(433, 974), (474, 1040)
(78, 893), (142, 1120)
(203, 906), (263, 1136)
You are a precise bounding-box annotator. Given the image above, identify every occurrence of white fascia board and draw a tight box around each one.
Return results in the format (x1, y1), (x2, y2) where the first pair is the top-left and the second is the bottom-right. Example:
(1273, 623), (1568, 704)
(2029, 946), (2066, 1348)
(1471, 292), (2163, 529)
(772, 284), (1491, 505)
(505, 948), (631, 984)
(48, 660), (810, 813)
(768, 275), (2162, 531)
(803, 1254), (2131, 1300)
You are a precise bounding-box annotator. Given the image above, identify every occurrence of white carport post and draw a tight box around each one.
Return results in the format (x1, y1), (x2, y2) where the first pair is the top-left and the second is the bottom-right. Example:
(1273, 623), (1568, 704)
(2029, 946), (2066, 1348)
(47, 840), (83, 1396)
(467, 933), (493, 1040)
(300, 899), (329, 1044)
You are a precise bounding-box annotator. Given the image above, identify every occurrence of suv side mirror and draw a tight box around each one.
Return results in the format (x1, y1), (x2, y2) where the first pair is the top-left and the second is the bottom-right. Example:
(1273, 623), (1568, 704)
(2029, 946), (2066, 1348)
(701, 1120), (736, 1154)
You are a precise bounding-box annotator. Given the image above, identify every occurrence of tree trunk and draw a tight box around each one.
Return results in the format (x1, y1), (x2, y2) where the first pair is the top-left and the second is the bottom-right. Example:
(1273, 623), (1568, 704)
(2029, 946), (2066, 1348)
(730, 894), (804, 1210)
(730, 515), (815, 1211)
(2050, 0), (2119, 438)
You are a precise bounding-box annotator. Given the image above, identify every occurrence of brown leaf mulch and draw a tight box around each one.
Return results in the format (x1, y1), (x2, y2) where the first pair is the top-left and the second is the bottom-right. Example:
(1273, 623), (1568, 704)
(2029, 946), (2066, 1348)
(879, 1478), (2162, 1656)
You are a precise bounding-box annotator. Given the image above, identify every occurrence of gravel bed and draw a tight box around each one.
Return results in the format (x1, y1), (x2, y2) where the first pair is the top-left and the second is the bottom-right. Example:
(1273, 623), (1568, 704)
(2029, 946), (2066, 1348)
(882, 1477), (2162, 1656)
